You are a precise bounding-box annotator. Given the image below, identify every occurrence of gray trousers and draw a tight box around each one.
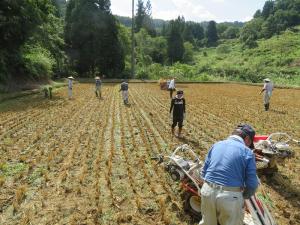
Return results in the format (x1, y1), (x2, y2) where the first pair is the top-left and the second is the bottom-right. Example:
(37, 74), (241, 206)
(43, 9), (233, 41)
(199, 182), (244, 225)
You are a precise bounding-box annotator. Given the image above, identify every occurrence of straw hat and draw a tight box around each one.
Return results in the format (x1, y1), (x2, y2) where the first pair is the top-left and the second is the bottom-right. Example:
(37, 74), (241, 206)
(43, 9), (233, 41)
(68, 76), (74, 80)
(263, 78), (270, 82)
(95, 76), (100, 80)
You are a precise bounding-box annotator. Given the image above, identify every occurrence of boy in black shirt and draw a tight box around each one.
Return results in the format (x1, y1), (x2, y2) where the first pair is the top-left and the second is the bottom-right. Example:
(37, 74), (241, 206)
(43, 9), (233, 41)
(170, 90), (186, 138)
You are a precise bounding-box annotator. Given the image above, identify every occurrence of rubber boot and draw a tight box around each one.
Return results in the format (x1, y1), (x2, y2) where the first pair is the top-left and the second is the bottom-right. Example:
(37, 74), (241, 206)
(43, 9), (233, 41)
(264, 104), (268, 111)
(95, 91), (98, 97)
(266, 103), (270, 111)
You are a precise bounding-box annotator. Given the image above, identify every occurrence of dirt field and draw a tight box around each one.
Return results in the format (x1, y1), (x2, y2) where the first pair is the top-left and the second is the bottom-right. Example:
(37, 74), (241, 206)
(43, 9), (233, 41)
(0, 83), (299, 225)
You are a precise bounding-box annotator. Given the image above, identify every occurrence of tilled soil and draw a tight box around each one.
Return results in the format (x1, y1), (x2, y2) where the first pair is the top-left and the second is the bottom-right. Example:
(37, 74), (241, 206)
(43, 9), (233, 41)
(0, 83), (299, 225)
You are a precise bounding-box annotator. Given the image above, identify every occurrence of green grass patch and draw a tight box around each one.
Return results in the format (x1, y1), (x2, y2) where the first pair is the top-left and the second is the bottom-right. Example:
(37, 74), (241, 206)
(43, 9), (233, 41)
(0, 162), (28, 177)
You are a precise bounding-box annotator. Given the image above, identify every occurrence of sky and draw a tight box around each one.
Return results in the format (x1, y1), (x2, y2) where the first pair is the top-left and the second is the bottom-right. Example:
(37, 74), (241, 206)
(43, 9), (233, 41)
(110, 0), (266, 22)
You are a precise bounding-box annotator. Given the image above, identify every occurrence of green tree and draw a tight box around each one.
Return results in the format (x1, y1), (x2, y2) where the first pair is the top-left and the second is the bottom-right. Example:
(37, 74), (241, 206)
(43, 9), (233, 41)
(135, 0), (155, 35)
(65, 0), (124, 77)
(183, 42), (194, 64)
(135, 0), (146, 33)
(191, 23), (204, 41)
(183, 23), (194, 44)
(167, 17), (185, 64)
(206, 20), (218, 46)
(262, 1), (275, 18)
(217, 23), (229, 38)
(223, 26), (240, 39)
(0, 0), (57, 83)
(254, 9), (262, 18)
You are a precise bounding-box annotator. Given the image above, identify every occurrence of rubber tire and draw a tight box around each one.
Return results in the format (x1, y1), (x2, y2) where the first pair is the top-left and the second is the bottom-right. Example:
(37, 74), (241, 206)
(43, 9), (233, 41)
(184, 192), (202, 221)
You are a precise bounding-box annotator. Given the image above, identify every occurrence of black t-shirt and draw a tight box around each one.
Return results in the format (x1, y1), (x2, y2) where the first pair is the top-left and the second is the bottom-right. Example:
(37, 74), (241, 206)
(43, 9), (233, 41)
(170, 97), (185, 118)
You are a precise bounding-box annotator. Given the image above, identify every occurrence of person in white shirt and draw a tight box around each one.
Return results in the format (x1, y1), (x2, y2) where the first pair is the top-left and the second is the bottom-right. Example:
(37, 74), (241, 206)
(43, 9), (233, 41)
(260, 78), (274, 111)
(67, 76), (74, 99)
(168, 77), (176, 98)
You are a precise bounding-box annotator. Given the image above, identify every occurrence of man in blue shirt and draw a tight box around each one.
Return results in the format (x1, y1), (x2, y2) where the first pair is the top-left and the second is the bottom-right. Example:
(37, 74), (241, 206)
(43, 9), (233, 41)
(199, 124), (259, 225)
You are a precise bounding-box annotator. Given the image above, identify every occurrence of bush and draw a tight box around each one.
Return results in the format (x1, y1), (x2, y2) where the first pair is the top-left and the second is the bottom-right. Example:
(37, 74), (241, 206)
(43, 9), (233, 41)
(216, 44), (231, 54)
(22, 45), (55, 79)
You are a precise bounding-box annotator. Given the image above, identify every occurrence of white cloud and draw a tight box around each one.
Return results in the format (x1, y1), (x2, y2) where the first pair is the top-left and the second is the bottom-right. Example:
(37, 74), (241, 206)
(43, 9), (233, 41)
(241, 16), (253, 22)
(211, 0), (225, 3)
(152, 0), (216, 21)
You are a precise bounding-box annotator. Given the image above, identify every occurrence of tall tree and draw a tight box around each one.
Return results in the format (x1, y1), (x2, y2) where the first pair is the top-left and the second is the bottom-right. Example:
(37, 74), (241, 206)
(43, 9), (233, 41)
(135, 0), (155, 35)
(167, 16), (185, 64)
(262, 0), (275, 18)
(135, 0), (146, 32)
(0, 0), (55, 83)
(143, 0), (156, 36)
(65, 0), (124, 77)
(206, 20), (218, 46)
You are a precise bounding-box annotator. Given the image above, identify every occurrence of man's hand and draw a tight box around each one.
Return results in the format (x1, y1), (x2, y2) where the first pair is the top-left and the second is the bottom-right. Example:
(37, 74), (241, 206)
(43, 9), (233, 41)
(243, 187), (257, 199)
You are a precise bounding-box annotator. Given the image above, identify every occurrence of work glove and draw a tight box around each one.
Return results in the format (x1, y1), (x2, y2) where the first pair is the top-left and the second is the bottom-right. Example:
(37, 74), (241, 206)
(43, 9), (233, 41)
(243, 187), (257, 199)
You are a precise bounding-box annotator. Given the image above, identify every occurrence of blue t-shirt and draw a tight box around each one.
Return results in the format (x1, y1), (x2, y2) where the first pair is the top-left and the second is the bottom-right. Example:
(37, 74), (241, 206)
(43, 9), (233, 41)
(202, 135), (258, 189)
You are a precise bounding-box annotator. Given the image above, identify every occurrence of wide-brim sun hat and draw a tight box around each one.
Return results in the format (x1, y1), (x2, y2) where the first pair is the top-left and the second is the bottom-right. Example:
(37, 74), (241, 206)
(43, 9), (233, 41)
(68, 76), (74, 79)
(95, 76), (100, 80)
(263, 78), (270, 82)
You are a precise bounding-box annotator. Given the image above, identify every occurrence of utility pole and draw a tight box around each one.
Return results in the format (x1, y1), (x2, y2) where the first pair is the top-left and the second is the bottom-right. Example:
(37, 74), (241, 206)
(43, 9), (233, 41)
(131, 0), (135, 78)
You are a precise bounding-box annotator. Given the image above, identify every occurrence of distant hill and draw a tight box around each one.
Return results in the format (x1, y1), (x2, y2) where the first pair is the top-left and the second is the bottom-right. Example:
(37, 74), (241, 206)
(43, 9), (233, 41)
(115, 15), (167, 29)
(115, 15), (244, 31)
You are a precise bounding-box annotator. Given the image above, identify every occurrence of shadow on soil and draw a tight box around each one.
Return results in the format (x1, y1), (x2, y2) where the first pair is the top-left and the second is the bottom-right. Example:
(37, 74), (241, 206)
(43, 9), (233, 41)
(264, 172), (300, 209)
(269, 108), (288, 115)
(177, 136), (204, 152)
(0, 94), (66, 113)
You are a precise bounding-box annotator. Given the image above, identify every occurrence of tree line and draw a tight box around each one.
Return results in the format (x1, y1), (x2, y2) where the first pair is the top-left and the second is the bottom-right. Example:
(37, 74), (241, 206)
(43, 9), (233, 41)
(1, 0), (300, 87)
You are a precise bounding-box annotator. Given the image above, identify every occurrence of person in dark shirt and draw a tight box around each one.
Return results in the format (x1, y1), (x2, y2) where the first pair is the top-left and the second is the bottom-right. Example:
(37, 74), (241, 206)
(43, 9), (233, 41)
(119, 80), (129, 104)
(170, 90), (186, 138)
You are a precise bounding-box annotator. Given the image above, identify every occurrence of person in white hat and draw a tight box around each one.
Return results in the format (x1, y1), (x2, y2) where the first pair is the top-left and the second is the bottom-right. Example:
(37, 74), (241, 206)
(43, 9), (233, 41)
(95, 76), (102, 99)
(260, 78), (274, 111)
(168, 77), (176, 99)
(119, 79), (129, 104)
(67, 76), (74, 99)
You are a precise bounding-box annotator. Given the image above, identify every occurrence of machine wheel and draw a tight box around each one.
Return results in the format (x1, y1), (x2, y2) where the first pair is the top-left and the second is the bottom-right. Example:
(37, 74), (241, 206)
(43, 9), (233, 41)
(184, 192), (202, 221)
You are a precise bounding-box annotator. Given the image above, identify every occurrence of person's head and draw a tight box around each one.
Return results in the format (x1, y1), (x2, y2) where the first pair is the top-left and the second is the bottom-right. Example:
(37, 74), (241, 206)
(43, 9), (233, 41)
(232, 124), (256, 149)
(264, 78), (270, 83)
(176, 90), (184, 99)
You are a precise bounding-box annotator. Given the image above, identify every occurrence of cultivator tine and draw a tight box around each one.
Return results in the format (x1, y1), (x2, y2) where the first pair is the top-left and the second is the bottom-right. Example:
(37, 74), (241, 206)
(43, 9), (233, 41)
(151, 155), (164, 164)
